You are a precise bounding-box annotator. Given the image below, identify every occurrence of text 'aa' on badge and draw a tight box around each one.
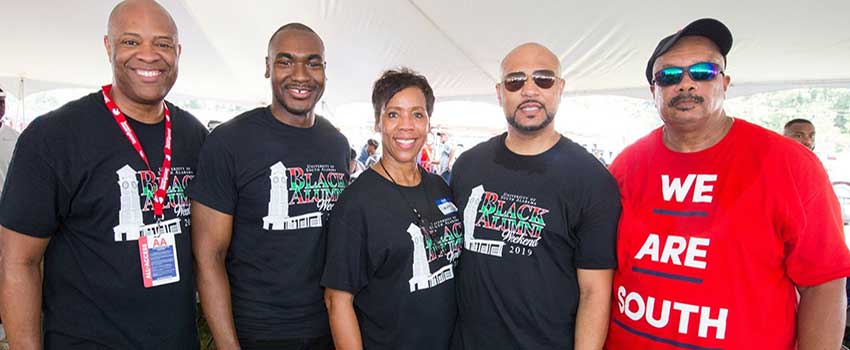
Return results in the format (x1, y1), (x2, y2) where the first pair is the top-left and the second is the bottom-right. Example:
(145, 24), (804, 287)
(436, 198), (458, 215)
(137, 231), (180, 288)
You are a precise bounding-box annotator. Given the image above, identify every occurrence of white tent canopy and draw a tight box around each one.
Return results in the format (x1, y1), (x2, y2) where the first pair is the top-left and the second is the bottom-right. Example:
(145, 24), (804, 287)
(3, 0), (850, 109)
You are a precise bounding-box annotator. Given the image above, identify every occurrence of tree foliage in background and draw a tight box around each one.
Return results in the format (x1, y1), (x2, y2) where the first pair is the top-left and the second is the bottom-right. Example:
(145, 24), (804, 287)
(726, 88), (850, 152)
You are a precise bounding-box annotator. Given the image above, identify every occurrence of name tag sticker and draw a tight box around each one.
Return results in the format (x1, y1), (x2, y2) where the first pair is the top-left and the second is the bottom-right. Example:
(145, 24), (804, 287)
(436, 198), (458, 215)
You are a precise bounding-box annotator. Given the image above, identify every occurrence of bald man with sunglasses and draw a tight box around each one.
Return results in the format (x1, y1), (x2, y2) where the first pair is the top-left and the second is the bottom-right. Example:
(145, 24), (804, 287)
(450, 43), (621, 350)
(605, 18), (850, 350)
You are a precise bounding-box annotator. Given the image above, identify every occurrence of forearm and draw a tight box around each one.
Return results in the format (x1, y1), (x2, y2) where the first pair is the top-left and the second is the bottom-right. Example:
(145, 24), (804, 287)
(574, 268), (614, 350)
(196, 255), (240, 350)
(0, 261), (43, 350)
(325, 289), (362, 350)
(191, 201), (239, 349)
(574, 289), (611, 350)
(797, 278), (846, 350)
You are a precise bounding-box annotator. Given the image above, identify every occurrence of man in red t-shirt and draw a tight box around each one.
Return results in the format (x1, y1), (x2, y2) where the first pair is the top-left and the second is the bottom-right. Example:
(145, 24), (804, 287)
(605, 18), (850, 350)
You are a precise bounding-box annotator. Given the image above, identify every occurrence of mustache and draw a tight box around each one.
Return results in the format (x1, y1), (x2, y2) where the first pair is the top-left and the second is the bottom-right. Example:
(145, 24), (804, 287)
(515, 99), (547, 112)
(284, 83), (318, 90)
(669, 94), (704, 107)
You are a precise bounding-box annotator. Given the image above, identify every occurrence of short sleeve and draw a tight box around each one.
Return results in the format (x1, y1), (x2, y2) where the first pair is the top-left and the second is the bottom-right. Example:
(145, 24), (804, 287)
(341, 138), (352, 177)
(608, 153), (627, 186)
(185, 130), (238, 215)
(0, 122), (67, 237)
(784, 154), (850, 286)
(574, 164), (621, 269)
(448, 151), (469, 192)
(321, 198), (370, 293)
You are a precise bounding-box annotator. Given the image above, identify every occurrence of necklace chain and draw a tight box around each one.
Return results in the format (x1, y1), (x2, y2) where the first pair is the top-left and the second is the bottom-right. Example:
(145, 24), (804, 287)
(379, 158), (428, 227)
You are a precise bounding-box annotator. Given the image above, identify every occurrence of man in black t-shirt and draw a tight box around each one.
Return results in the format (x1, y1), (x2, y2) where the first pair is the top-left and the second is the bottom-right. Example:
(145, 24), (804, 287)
(450, 43), (621, 350)
(188, 23), (348, 350)
(0, 1), (206, 349)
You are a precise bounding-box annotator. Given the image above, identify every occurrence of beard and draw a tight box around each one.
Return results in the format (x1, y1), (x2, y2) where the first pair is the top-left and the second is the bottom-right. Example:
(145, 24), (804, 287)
(506, 104), (554, 132)
(273, 82), (324, 117)
(277, 96), (316, 116)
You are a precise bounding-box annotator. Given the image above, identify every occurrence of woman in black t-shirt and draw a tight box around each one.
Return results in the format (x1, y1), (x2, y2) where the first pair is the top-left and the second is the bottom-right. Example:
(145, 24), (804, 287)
(322, 68), (462, 350)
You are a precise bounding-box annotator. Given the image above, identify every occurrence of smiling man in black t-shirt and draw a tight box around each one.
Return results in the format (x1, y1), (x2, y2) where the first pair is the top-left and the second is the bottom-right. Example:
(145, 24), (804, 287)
(0, 1), (206, 349)
(450, 43), (621, 350)
(188, 23), (348, 350)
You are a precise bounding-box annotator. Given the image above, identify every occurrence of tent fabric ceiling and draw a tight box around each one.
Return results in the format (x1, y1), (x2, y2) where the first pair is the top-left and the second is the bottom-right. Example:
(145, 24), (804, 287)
(2, 0), (849, 108)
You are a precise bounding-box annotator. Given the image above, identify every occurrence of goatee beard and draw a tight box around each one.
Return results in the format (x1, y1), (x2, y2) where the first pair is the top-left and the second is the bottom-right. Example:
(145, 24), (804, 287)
(507, 109), (554, 132)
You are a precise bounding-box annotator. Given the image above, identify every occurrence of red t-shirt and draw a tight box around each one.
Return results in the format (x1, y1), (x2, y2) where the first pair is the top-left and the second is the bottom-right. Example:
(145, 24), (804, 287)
(605, 119), (850, 350)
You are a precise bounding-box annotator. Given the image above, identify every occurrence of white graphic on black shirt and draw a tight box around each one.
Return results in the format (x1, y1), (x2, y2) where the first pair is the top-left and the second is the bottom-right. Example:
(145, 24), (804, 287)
(408, 223), (454, 292)
(463, 185), (505, 257)
(263, 161), (323, 230)
(113, 164), (184, 242)
(115, 165), (143, 237)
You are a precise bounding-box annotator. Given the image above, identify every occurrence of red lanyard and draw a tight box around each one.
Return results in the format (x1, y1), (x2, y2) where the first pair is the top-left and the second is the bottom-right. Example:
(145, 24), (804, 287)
(102, 84), (172, 219)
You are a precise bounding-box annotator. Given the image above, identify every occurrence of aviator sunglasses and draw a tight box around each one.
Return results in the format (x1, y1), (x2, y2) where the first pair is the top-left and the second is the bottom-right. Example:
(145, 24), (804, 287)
(653, 62), (723, 87)
(502, 70), (559, 92)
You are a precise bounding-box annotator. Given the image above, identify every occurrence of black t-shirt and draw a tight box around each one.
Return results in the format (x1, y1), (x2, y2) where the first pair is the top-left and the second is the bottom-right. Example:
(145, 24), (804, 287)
(322, 168), (462, 350)
(450, 133), (620, 350)
(186, 107), (350, 340)
(0, 91), (207, 349)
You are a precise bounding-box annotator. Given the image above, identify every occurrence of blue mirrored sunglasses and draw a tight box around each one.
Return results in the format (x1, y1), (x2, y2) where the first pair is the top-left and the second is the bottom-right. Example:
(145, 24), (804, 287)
(653, 62), (723, 87)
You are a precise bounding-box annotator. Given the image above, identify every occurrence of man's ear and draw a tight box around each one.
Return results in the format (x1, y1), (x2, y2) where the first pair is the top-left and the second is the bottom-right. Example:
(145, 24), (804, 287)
(103, 35), (113, 63)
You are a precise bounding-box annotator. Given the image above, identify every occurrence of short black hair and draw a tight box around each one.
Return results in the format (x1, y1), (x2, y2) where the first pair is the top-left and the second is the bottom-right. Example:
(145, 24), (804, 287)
(371, 67), (435, 125)
(268, 22), (318, 48)
(784, 118), (813, 130)
(350, 148), (357, 160)
(366, 139), (379, 148)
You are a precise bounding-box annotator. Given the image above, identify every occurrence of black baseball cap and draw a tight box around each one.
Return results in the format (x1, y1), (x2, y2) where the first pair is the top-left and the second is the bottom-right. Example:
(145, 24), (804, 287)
(646, 18), (733, 85)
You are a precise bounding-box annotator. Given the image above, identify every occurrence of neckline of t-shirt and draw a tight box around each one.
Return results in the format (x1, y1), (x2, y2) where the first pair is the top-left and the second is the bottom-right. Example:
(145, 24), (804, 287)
(125, 114), (166, 128)
(263, 106), (323, 132)
(366, 166), (430, 190)
(91, 91), (168, 128)
(654, 117), (740, 158)
(497, 132), (565, 159)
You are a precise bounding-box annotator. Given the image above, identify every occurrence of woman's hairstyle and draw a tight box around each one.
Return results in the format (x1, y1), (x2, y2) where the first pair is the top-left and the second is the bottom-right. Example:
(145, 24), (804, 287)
(371, 67), (435, 124)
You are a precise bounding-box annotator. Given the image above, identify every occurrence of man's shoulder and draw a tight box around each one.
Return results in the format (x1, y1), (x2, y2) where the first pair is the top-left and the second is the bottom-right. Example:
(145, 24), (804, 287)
(609, 127), (662, 179)
(554, 137), (614, 177)
(735, 118), (800, 149)
(21, 92), (104, 141)
(621, 127), (661, 157)
(211, 106), (267, 132)
(309, 116), (350, 157)
(39, 91), (103, 123)
(314, 115), (349, 145)
(201, 107), (267, 143)
(455, 134), (500, 166)
(556, 137), (599, 162)
(166, 101), (207, 133)
(734, 118), (825, 173)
